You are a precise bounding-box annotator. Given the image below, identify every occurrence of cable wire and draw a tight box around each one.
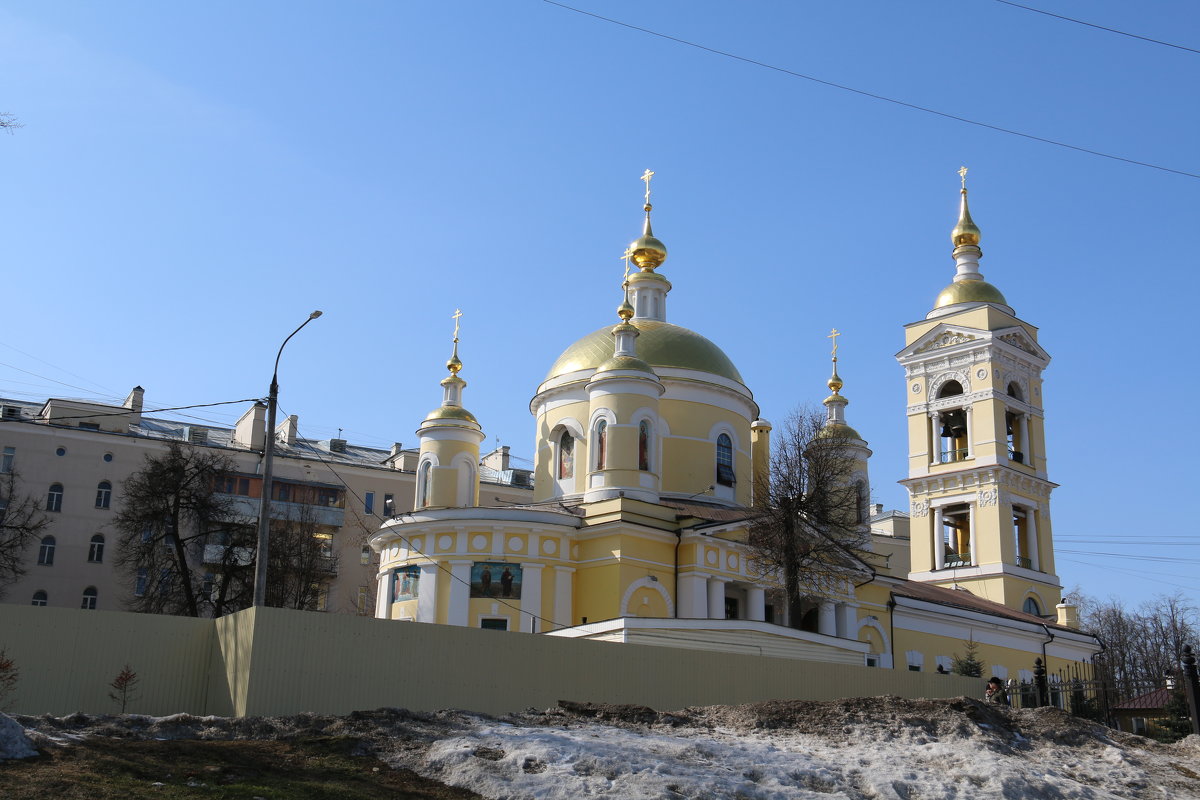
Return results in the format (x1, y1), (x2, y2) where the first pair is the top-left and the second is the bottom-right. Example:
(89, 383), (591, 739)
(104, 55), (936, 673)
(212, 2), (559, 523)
(542, 0), (1200, 180)
(993, 0), (1200, 55)
(0, 398), (262, 423)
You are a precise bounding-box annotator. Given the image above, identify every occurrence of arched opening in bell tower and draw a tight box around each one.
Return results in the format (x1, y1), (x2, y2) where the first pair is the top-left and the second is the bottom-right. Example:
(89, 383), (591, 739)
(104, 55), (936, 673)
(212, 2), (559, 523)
(933, 382), (969, 463)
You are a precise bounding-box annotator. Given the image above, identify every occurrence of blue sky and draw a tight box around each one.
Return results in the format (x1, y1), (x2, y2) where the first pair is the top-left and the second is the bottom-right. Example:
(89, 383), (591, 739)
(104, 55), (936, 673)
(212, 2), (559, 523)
(2, 0), (1197, 609)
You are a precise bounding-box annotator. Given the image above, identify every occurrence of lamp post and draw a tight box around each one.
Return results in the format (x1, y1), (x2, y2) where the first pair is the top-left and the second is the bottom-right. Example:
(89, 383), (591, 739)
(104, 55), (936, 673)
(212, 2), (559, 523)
(253, 310), (323, 608)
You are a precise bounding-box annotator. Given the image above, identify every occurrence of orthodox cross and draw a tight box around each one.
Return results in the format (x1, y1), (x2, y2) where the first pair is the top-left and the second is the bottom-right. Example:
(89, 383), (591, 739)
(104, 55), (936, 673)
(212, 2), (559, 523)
(640, 168), (654, 205)
(958, 165), (968, 188)
(828, 327), (841, 359)
(621, 247), (633, 282)
(451, 308), (463, 341)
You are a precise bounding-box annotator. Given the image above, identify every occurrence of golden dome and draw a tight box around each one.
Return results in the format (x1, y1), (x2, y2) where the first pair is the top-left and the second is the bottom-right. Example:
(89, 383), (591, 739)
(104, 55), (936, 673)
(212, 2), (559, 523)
(951, 188), (981, 248)
(617, 295), (634, 321)
(422, 405), (478, 424)
(545, 319), (743, 384)
(630, 204), (667, 271)
(827, 362), (843, 395)
(594, 354), (655, 375)
(814, 420), (863, 442)
(933, 278), (1008, 309)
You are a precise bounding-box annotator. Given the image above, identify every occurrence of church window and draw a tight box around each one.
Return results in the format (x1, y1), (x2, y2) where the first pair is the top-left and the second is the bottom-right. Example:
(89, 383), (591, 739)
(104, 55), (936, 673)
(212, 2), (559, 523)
(480, 617), (508, 631)
(364, 491), (375, 515)
(594, 420), (607, 470)
(1, 446), (14, 473)
(558, 430), (574, 479)
(1013, 509), (1035, 569)
(31, 590), (47, 606)
(81, 586), (98, 610)
(941, 504), (971, 567)
(384, 493), (395, 515)
(1007, 381), (1023, 401)
(638, 421), (650, 471)
(1023, 597), (1042, 616)
(417, 463), (432, 508)
(715, 434), (735, 486)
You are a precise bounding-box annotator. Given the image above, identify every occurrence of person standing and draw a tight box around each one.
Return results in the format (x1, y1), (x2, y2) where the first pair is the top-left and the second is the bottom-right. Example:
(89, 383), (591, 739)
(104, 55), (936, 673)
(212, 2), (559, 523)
(985, 676), (1009, 705)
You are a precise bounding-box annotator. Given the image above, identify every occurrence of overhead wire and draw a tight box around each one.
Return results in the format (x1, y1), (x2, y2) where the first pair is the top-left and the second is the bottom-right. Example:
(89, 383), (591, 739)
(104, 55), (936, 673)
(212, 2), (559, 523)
(0, 398), (263, 423)
(992, 0), (1200, 56)
(541, 0), (1200, 180)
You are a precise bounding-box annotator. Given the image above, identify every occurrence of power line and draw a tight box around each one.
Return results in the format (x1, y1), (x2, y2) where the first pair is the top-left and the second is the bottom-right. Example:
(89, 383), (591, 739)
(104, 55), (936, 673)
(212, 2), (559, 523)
(542, 0), (1200, 181)
(0, 398), (262, 424)
(993, 0), (1200, 56)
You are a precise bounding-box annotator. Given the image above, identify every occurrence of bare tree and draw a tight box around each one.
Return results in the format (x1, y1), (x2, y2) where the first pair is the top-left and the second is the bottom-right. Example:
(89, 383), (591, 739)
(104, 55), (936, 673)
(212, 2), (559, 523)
(747, 408), (872, 628)
(1076, 590), (1199, 685)
(0, 112), (21, 134)
(112, 442), (250, 617)
(265, 504), (338, 611)
(0, 469), (51, 599)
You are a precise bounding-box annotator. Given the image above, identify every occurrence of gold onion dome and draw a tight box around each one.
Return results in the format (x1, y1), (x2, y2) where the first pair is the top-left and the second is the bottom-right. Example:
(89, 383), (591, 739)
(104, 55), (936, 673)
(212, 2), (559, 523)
(629, 204), (667, 271)
(951, 186), (981, 248)
(617, 294), (634, 321)
(827, 362), (844, 395)
(934, 279), (1007, 308)
(546, 320), (743, 383)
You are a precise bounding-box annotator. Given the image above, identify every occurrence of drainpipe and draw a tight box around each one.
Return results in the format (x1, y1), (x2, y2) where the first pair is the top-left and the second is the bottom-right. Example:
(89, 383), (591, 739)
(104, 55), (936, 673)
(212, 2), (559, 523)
(887, 596), (897, 670)
(674, 529), (683, 619)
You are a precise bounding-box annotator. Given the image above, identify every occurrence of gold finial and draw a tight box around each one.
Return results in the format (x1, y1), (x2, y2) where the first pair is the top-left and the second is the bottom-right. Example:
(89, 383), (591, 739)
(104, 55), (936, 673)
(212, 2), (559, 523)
(951, 166), (981, 248)
(826, 328), (843, 395)
(640, 168), (654, 208)
(446, 309), (463, 375)
(629, 169), (667, 271)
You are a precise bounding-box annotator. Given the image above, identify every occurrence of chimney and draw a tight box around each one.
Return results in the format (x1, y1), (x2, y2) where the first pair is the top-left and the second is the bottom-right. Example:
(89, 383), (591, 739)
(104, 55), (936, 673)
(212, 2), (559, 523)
(1056, 602), (1079, 629)
(870, 503), (884, 516)
(329, 438), (347, 454)
(123, 386), (145, 413)
(233, 402), (267, 450)
(278, 414), (298, 446)
(481, 445), (511, 471)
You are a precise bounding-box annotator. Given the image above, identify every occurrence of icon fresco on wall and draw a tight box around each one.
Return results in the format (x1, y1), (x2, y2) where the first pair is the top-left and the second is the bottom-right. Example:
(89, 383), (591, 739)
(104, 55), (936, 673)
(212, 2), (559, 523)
(392, 566), (420, 603)
(470, 561), (522, 599)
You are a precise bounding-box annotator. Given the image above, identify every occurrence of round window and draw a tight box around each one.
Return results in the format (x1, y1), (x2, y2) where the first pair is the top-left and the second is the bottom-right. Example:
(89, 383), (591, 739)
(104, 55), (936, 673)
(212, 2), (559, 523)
(55, 447), (67, 457)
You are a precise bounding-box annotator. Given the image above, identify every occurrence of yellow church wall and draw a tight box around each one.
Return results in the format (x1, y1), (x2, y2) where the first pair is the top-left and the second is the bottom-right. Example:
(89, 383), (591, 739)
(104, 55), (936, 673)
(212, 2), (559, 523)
(533, 399), (591, 500)
(575, 562), (623, 624)
(423, 437), (480, 508)
(434, 559), (452, 625)
(892, 624), (1085, 684)
(903, 306), (1037, 346)
(391, 598), (418, 621)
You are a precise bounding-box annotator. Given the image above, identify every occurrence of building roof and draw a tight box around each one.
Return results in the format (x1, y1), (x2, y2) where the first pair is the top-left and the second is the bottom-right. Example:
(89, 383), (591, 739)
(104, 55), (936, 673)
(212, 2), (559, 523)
(890, 579), (1073, 631)
(545, 320), (744, 384)
(1113, 687), (1172, 711)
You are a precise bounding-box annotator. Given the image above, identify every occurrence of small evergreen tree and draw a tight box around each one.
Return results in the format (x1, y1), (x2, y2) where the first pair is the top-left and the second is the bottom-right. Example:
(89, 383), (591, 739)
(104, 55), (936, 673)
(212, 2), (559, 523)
(1152, 685), (1193, 744)
(0, 647), (18, 712)
(951, 638), (984, 678)
(108, 664), (139, 713)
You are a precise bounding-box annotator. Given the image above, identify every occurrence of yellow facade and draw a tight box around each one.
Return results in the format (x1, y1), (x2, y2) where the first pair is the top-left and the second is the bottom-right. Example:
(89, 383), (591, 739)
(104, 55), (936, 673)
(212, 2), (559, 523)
(369, 176), (1100, 685)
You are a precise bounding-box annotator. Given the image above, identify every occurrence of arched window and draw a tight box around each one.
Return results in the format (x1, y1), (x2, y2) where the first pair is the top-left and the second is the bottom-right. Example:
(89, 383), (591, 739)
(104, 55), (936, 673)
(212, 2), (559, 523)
(1007, 381), (1023, 401)
(938, 380), (964, 398)
(81, 586), (98, 610)
(638, 420), (650, 471)
(46, 483), (63, 512)
(95, 481), (112, 509)
(1023, 597), (1041, 616)
(88, 534), (105, 563)
(558, 430), (574, 479)
(31, 590), (47, 606)
(417, 461), (432, 508)
(715, 434), (735, 486)
(37, 535), (55, 566)
(594, 420), (608, 470)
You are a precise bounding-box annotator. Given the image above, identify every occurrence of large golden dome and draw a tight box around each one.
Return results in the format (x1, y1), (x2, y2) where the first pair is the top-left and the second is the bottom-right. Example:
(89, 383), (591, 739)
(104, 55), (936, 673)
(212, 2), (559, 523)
(545, 319), (744, 384)
(933, 279), (1007, 309)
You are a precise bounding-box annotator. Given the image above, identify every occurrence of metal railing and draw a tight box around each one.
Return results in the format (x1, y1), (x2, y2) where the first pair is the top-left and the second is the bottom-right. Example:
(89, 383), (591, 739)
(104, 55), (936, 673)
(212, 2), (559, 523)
(1008, 449), (1025, 464)
(939, 448), (968, 463)
(1015, 556), (1032, 569)
(944, 552), (971, 568)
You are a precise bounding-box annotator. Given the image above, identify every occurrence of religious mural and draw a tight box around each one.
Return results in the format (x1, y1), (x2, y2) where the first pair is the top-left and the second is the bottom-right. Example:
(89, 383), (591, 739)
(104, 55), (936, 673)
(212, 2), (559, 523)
(470, 562), (522, 599)
(392, 566), (420, 603)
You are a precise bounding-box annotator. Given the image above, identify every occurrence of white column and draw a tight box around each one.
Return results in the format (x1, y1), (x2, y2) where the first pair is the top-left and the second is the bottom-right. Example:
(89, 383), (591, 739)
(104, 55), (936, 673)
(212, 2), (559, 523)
(416, 562), (440, 623)
(746, 586), (766, 622)
(553, 566), (575, 628)
(1027, 511), (1040, 571)
(836, 603), (856, 639)
(375, 572), (390, 619)
(963, 405), (973, 459)
(1019, 414), (1031, 464)
(520, 563), (544, 633)
(678, 573), (711, 619)
(933, 506), (945, 570)
(818, 600), (837, 636)
(968, 505), (978, 567)
(707, 577), (726, 619)
(930, 412), (940, 465)
(448, 560), (471, 627)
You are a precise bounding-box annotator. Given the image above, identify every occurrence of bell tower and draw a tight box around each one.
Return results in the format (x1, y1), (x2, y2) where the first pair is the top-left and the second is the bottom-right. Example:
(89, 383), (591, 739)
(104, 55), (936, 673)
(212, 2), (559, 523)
(896, 170), (1061, 616)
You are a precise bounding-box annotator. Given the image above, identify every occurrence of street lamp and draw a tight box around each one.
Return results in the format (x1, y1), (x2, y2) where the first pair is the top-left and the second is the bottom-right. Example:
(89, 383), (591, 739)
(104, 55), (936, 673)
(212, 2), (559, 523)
(253, 310), (323, 608)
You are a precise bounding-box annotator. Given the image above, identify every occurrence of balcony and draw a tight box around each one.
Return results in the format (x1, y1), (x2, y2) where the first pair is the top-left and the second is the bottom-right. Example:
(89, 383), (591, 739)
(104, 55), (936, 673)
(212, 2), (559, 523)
(219, 494), (345, 528)
(938, 448), (968, 464)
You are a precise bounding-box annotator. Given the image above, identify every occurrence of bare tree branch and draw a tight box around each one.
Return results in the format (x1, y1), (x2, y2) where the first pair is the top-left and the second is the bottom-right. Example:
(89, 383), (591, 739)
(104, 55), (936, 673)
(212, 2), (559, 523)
(0, 113), (22, 134)
(0, 469), (51, 598)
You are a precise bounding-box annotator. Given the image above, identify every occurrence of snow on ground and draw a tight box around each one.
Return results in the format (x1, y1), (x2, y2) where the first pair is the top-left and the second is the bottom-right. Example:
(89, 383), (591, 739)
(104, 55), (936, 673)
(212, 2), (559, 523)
(6, 697), (1200, 798)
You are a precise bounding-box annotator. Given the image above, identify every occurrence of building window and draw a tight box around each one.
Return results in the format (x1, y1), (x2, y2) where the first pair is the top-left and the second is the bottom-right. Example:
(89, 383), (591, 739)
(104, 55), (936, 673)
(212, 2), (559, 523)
(103, 452), (113, 463)
(135, 568), (148, 597)
(37, 535), (55, 565)
(940, 504), (972, 568)
(95, 481), (112, 509)
(357, 586), (370, 615)
(201, 573), (215, 601)
(1, 446), (14, 473)
(55, 447), (66, 457)
(81, 586), (98, 610)
(46, 483), (63, 512)
(558, 430), (574, 479)
(716, 434), (735, 486)
(314, 533), (334, 559)
(1023, 597), (1042, 616)
(384, 493), (395, 515)
(638, 420), (650, 472)
(418, 463), (432, 509)
(88, 534), (105, 563)
(216, 475), (251, 496)
(480, 618), (508, 631)
(31, 590), (47, 606)
(364, 491), (375, 515)
(1132, 717), (1147, 735)
(594, 420), (607, 470)
(78, 422), (100, 431)
(361, 544), (372, 565)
